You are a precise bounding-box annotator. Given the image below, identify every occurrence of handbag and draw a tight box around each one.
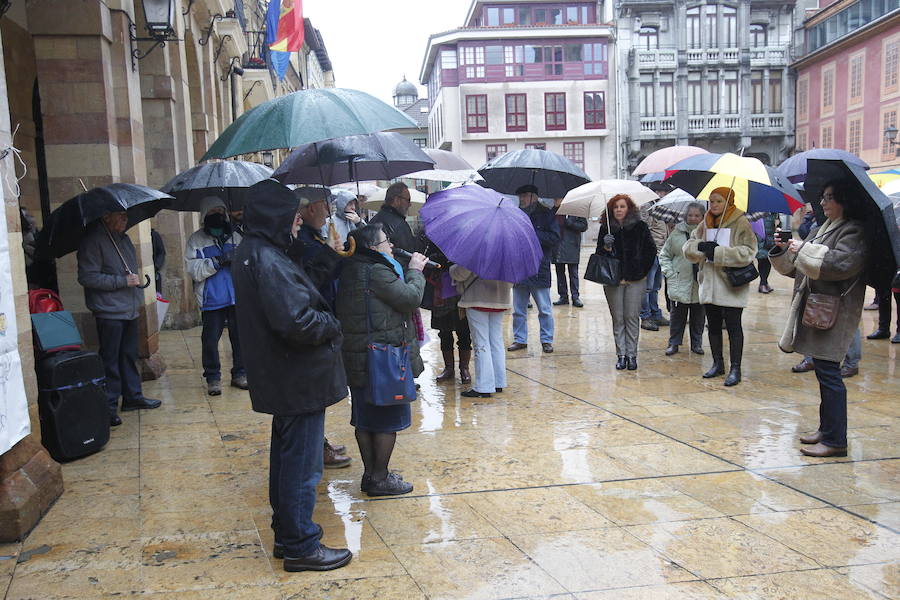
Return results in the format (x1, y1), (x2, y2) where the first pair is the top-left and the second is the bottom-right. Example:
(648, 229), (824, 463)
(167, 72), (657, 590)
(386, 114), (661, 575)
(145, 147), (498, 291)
(724, 263), (759, 287)
(584, 251), (621, 286)
(364, 266), (416, 406)
(801, 278), (859, 331)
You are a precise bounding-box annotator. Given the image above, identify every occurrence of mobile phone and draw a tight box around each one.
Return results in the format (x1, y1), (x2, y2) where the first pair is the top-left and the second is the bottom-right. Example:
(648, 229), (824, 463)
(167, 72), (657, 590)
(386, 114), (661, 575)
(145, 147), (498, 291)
(776, 230), (792, 242)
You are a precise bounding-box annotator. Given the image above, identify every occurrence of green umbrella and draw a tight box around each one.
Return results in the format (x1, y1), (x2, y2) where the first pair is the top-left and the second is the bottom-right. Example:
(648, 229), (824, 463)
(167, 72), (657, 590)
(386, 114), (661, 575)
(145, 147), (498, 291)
(200, 88), (418, 161)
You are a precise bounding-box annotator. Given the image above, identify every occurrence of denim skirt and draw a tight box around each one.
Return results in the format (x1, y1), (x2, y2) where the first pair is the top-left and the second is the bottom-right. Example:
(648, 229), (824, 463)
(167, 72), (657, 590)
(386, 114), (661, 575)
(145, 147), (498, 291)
(349, 386), (412, 433)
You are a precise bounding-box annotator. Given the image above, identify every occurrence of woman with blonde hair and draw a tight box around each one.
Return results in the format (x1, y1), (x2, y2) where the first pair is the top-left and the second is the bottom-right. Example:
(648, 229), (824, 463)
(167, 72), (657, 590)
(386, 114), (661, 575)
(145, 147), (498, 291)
(683, 187), (758, 386)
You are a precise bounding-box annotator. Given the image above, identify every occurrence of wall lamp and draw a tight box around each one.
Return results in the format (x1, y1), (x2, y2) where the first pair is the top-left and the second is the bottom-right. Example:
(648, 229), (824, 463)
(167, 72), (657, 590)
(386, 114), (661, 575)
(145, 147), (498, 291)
(115, 0), (181, 71)
(199, 10), (236, 46)
(884, 125), (900, 156)
(212, 34), (233, 63)
(243, 79), (263, 101)
(221, 56), (244, 81)
(261, 151), (274, 168)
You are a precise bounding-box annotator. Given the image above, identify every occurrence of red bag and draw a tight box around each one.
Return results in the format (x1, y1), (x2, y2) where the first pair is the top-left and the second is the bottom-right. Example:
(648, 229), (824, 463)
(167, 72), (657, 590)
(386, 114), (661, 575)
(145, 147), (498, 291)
(29, 289), (64, 314)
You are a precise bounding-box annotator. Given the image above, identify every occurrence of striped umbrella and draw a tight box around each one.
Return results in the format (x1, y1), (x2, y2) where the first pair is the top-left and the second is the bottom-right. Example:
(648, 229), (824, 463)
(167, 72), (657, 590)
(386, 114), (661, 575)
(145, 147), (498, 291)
(664, 153), (803, 215)
(869, 172), (900, 188)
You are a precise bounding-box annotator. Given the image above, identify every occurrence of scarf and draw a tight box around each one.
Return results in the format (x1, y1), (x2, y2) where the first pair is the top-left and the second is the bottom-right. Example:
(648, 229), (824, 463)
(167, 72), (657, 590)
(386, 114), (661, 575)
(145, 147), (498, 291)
(381, 252), (405, 281)
(704, 203), (741, 230)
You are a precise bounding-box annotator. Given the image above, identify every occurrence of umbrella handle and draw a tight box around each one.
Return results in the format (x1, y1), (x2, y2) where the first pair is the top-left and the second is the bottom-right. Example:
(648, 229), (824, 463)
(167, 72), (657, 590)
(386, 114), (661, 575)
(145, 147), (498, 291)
(138, 274), (152, 289)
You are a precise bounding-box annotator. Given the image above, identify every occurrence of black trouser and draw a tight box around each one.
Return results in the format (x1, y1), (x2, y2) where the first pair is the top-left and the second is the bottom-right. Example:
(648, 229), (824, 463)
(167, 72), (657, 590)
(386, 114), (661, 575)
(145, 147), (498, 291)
(95, 317), (143, 414)
(555, 263), (580, 300)
(813, 358), (847, 447)
(704, 304), (744, 366)
(669, 301), (705, 348)
(201, 306), (245, 383)
(438, 319), (472, 352)
(758, 257), (772, 286)
(876, 288), (900, 331)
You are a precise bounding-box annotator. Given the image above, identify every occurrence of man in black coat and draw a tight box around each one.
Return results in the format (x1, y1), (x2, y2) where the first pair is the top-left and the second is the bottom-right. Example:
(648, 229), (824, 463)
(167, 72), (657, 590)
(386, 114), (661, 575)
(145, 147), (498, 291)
(369, 182), (420, 261)
(552, 198), (588, 307)
(232, 179), (351, 573)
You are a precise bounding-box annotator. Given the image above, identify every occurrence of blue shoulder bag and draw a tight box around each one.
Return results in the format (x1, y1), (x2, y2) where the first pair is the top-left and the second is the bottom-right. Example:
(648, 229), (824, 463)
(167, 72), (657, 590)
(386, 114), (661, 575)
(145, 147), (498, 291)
(364, 266), (417, 406)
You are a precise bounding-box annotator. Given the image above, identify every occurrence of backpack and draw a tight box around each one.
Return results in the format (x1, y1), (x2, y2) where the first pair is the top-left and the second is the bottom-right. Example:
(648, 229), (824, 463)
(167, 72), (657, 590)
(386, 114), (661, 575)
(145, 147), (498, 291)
(28, 289), (64, 314)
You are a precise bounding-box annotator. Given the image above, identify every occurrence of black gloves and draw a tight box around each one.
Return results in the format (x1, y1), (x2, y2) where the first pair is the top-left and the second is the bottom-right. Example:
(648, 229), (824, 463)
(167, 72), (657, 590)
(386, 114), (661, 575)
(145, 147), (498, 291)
(603, 234), (615, 248)
(697, 241), (718, 260)
(217, 250), (233, 268)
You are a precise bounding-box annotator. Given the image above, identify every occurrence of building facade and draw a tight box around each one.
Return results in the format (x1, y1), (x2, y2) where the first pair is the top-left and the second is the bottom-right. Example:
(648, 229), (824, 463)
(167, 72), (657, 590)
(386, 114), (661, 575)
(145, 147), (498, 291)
(793, 0), (900, 170)
(0, 0), (334, 540)
(617, 0), (798, 171)
(420, 0), (617, 182)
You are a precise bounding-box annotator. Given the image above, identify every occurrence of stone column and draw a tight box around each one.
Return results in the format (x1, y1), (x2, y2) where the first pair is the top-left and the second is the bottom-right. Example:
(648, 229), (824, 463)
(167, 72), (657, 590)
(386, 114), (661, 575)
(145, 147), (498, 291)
(0, 26), (64, 543)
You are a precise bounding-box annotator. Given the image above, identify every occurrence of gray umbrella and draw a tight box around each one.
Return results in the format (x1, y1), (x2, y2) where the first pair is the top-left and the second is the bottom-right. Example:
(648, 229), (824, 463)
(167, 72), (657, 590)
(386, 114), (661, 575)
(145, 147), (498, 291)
(161, 161), (273, 211)
(478, 148), (591, 198)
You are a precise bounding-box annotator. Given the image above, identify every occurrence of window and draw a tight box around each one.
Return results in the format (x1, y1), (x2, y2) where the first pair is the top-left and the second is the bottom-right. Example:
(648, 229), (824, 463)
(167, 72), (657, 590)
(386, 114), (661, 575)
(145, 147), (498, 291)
(413, 138), (426, 148)
(502, 7), (514, 25)
(440, 49), (457, 70)
(770, 70), (783, 113)
(583, 42), (607, 76)
(848, 116), (862, 156)
(584, 92), (606, 129)
(688, 72), (703, 115)
(485, 144), (507, 161)
(525, 143), (546, 150)
(504, 45), (524, 77)
(566, 6), (579, 24)
(708, 70), (720, 114)
(820, 123), (833, 149)
(505, 93), (527, 132)
(750, 24), (767, 48)
(639, 26), (658, 50)
(822, 66), (835, 113)
(798, 76), (809, 122)
(722, 6), (737, 47)
(550, 7), (563, 25)
(660, 73), (675, 116)
(563, 142), (584, 170)
(486, 7), (499, 26)
(465, 94), (488, 133)
(461, 46), (485, 79)
(705, 5), (718, 48)
(796, 128), (808, 152)
(687, 8), (701, 48)
(486, 45), (504, 65)
(535, 8), (548, 25)
(883, 110), (898, 157)
(751, 70), (765, 114)
(884, 40), (899, 92)
(545, 92), (566, 130)
(640, 74), (654, 117)
(724, 70), (739, 113)
(518, 7), (532, 25)
(543, 45), (564, 76)
(849, 54), (864, 105)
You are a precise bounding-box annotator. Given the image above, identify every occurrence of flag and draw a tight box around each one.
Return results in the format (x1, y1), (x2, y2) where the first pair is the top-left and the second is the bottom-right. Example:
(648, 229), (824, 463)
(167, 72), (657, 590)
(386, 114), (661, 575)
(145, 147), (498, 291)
(266, 0), (304, 80)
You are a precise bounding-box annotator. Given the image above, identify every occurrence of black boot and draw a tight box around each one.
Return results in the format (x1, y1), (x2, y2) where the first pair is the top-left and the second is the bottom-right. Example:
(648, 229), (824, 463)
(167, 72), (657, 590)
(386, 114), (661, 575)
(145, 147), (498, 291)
(615, 355), (627, 370)
(724, 331), (743, 386)
(626, 356), (638, 371)
(702, 335), (725, 378)
(436, 350), (455, 382)
(724, 366), (742, 386)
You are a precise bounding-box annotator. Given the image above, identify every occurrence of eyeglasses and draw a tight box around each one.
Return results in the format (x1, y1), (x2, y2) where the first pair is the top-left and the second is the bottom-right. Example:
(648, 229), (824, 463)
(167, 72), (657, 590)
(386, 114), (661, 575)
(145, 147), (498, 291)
(374, 238), (390, 247)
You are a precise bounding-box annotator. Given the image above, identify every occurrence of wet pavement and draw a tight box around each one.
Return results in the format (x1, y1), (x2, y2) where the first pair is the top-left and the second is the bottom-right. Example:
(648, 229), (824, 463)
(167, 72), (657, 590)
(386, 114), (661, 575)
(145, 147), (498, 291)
(2, 268), (898, 599)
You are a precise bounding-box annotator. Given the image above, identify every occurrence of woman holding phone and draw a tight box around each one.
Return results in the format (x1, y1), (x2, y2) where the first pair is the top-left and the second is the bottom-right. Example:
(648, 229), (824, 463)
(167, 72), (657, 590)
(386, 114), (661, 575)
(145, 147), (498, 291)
(683, 188), (757, 386)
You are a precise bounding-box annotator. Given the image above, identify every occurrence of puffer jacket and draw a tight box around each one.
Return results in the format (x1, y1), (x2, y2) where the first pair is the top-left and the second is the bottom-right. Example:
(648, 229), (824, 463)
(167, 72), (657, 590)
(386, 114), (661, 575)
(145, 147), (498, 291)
(659, 221), (700, 304)
(336, 247), (425, 388)
(683, 210), (758, 308)
(770, 218), (868, 363)
(185, 206), (242, 311)
(517, 203), (560, 288)
(232, 179), (347, 416)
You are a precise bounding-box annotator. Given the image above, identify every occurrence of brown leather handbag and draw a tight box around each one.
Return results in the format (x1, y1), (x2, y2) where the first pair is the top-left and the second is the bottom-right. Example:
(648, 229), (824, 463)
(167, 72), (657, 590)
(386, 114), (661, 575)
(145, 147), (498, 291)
(801, 278), (858, 331)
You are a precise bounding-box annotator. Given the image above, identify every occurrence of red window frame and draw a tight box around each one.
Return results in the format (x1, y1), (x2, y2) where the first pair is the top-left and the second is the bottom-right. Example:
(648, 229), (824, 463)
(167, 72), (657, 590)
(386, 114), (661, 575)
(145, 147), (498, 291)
(505, 93), (527, 132)
(584, 91), (605, 129)
(563, 142), (584, 170)
(486, 144), (508, 161)
(545, 92), (566, 130)
(465, 94), (489, 133)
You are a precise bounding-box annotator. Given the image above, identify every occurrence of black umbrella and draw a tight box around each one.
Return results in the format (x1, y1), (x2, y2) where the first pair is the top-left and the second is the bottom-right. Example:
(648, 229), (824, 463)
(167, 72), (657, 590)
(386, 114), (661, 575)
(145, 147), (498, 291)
(37, 183), (172, 259)
(804, 158), (900, 289)
(272, 132), (435, 186)
(160, 160), (272, 211)
(477, 148), (591, 198)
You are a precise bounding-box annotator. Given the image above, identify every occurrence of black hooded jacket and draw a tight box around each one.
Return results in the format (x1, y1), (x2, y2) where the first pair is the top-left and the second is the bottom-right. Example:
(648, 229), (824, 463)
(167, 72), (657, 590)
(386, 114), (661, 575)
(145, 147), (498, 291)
(232, 179), (347, 415)
(596, 211), (657, 283)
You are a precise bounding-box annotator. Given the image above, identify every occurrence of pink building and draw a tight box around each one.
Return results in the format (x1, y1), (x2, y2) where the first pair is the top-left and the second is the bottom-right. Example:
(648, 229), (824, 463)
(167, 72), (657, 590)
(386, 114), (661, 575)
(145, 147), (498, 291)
(794, 1), (900, 169)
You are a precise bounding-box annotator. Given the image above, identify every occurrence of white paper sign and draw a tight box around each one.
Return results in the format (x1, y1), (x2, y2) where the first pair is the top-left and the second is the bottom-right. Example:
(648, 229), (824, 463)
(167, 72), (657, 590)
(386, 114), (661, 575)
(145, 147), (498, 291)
(706, 228), (731, 247)
(0, 207), (30, 455)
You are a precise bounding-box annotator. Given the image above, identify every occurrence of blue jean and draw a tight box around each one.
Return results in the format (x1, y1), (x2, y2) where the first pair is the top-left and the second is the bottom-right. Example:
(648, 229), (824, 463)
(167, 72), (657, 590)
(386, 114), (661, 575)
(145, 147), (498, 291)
(467, 308), (508, 393)
(512, 286), (554, 344)
(269, 411), (325, 557)
(640, 257), (664, 320)
(812, 359), (847, 448)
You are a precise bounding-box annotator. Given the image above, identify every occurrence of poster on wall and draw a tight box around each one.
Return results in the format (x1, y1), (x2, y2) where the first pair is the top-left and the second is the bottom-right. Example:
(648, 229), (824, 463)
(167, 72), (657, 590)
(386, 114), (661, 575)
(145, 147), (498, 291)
(0, 210), (30, 455)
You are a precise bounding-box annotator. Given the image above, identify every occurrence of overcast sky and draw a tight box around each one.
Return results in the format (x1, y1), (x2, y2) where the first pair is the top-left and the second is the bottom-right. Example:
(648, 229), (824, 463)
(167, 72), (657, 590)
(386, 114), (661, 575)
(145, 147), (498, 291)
(303, 0), (472, 103)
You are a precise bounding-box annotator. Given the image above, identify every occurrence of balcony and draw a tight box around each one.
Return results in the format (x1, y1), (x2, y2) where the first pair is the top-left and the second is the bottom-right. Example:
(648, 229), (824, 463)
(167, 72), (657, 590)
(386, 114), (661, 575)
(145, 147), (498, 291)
(749, 46), (789, 66)
(636, 48), (677, 70)
(640, 116), (676, 136)
(685, 47), (740, 65)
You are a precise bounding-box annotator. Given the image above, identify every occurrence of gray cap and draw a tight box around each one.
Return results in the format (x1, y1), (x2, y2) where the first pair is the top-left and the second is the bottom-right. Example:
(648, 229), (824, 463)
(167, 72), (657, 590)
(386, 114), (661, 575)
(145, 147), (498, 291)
(292, 186), (330, 209)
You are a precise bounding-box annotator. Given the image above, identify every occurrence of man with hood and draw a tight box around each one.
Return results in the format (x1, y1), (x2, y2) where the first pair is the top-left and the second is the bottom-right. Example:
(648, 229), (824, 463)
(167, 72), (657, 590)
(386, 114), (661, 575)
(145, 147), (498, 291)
(326, 188), (366, 248)
(507, 185), (561, 354)
(185, 197), (246, 396)
(232, 179), (352, 573)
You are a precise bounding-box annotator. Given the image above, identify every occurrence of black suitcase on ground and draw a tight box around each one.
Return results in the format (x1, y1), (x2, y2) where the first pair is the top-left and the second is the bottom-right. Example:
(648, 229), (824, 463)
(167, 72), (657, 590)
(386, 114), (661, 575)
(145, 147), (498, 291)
(37, 350), (110, 462)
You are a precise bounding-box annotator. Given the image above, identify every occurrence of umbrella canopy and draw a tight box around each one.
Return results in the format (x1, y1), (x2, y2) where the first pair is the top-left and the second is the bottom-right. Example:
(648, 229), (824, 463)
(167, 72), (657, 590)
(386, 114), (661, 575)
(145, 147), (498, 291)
(556, 180), (658, 218)
(805, 158), (900, 289)
(364, 187), (427, 216)
(478, 148), (590, 198)
(421, 148), (474, 171)
(332, 181), (384, 198)
(777, 148), (869, 184)
(632, 145), (709, 176)
(37, 184), (172, 258)
(160, 160), (272, 211)
(272, 132), (434, 185)
(419, 184), (542, 283)
(882, 179), (900, 196)
(869, 172), (900, 188)
(664, 152), (803, 215)
(648, 188), (706, 223)
(200, 88), (418, 161)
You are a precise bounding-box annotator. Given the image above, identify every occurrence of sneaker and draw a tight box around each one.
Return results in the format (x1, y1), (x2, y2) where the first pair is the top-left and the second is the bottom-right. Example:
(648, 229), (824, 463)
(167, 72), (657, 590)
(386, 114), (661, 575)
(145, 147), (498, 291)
(230, 375), (249, 390)
(207, 380), (222, 396)
(641, 319), (659, 331)
(367, 472), (413, 497)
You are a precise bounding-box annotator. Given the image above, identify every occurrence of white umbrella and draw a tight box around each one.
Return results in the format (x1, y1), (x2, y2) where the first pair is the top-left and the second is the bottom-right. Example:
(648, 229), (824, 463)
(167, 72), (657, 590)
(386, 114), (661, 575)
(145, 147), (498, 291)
(403, 168), (483, 183)
(332, 181), (384, 198)
(648, 188), (706, 223)
(365, 187), (427, 216)
(556, 180), (658, 218)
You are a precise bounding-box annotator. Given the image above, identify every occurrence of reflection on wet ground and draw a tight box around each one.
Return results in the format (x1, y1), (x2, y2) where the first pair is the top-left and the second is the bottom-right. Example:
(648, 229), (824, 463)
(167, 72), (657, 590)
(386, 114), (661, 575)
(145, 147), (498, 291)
(3, 269), (898, 599)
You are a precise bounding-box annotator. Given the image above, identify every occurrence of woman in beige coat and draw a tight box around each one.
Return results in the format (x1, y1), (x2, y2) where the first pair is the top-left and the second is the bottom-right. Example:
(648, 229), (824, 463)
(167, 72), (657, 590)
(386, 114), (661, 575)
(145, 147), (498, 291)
(683, 188), (758, 386)
(770, 182), (867, 457)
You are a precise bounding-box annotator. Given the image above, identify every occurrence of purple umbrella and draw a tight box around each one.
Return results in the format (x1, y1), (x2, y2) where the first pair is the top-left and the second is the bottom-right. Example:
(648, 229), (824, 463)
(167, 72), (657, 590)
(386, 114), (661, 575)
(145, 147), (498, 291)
(419, 184), (542, 283)
(777, 148), (868, 184)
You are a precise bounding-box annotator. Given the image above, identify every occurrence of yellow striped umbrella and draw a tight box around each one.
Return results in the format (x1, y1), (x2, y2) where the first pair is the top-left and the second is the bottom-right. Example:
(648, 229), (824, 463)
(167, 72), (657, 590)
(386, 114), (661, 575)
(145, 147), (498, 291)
(868, 172), (900, 188)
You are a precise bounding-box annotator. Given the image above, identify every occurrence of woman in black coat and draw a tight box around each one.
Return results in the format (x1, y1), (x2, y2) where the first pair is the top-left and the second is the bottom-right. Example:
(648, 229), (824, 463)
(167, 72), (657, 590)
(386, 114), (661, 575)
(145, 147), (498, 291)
(596, 194), (658, 370)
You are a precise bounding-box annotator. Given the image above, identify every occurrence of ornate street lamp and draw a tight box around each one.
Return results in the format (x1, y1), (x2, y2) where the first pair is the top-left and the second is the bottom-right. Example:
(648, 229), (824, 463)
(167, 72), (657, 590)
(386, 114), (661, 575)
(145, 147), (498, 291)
(884, 125), (900, 156)
(141, 0), (176, 39)
(261, 151), (274, 168)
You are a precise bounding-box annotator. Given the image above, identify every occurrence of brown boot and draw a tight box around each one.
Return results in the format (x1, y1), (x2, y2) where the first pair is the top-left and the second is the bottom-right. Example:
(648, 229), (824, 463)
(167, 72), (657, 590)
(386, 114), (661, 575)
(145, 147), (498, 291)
(799, 431), (822, 445)
(324, 440), (352, 469)
(458, 349), (472, 384)
(800, 442), (847, 457)
(436, 350), (455, 382)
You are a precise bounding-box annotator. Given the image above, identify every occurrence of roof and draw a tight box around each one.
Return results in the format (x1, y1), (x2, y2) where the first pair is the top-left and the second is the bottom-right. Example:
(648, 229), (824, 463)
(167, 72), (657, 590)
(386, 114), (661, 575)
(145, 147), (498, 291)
(394, 77), (418, 97)
(401, 98), (429, 128)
